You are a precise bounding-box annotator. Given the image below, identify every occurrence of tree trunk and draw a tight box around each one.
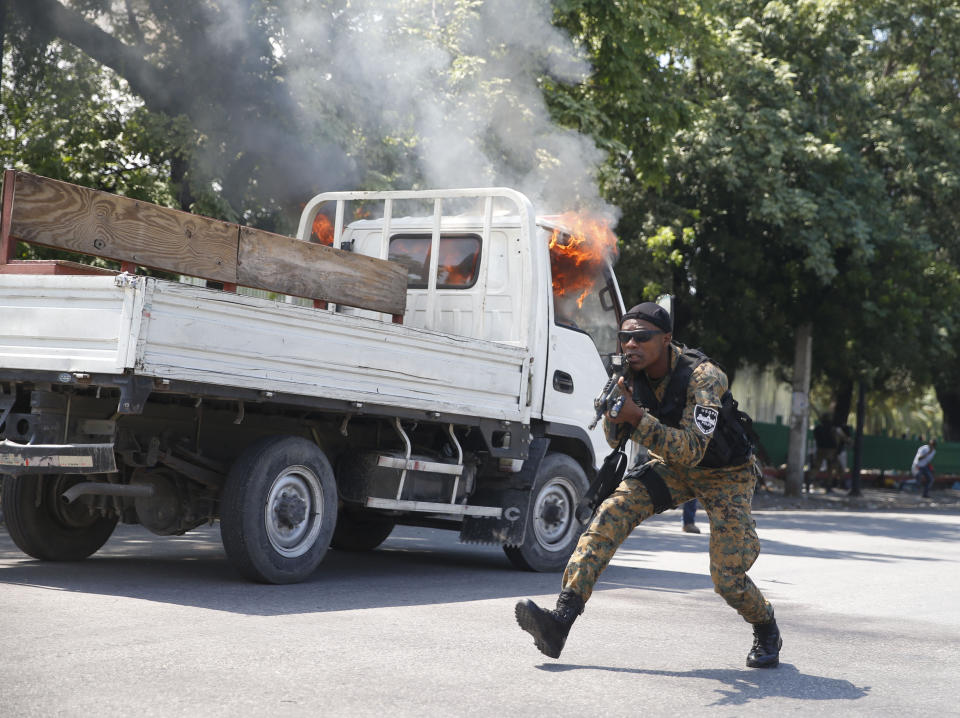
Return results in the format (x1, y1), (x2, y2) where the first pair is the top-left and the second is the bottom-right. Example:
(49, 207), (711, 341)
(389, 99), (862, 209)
(934, 384), (960, 441)
(832, 379), (853, 428)
(170, 154), (196, 213)
(785, 323), (813, 496)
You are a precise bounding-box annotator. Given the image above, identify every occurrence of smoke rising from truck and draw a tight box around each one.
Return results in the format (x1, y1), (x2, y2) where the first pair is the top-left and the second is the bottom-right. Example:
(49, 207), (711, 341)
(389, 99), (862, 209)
(33, 1), (618, 227)
(263, 0), (617, 221)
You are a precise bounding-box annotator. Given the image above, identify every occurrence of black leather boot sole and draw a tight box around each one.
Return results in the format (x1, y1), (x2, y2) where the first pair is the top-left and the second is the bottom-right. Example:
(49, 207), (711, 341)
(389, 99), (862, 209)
(515, 599), (568, 659)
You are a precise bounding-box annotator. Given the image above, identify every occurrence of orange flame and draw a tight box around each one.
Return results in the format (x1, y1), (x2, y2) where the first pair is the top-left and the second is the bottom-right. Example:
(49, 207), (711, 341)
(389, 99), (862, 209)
(438, 240), (479, 286)
(547, 211), (619, 307)
(311, 213), (334, 246)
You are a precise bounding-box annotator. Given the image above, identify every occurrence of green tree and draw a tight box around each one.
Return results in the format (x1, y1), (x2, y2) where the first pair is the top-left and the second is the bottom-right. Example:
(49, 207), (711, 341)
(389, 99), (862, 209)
(1, 15), (178, 265)
(563, 1), (954, 491)
(1, 37), (175, 202)
(548, 0), (719, 190)
(4, 0), (358, 228)
(862, 1), (960, 439)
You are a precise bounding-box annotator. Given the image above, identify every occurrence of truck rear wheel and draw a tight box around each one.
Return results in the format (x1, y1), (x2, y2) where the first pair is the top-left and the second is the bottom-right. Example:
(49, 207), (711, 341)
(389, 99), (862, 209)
(1, 474), (118, 561)
(503, 453), (588, 572)
(219, 436), (337, 584)
(330, 509), (396, 551)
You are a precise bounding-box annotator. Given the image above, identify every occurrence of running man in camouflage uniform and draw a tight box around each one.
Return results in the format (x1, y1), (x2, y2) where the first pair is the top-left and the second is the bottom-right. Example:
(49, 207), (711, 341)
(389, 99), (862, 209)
(515, 302), (782, 668)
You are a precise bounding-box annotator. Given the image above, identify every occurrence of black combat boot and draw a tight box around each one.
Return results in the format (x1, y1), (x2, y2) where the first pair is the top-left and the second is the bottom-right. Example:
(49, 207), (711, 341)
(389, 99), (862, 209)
(515, 589), (584, 659)
(746, 615), (782, 668)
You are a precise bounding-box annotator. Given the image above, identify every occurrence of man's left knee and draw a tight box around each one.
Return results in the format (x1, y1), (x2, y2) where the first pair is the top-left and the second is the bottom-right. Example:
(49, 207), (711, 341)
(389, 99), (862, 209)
(629, 463), (674, 513)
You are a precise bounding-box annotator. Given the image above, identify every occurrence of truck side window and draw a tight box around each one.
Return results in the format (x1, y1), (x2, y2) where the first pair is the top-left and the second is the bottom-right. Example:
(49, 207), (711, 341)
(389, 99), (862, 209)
(388, 234), (481, 289)
(551, 266), (620, 355)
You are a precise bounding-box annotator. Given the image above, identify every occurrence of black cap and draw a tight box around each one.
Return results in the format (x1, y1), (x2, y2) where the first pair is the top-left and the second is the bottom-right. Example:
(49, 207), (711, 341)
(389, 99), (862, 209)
(622, 302), (672, 333)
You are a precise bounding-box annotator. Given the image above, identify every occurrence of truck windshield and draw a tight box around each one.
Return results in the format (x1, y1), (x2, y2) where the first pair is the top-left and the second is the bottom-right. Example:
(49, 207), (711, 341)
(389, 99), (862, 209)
(547, 220), (622, 355)
(552, 267), (620, 355)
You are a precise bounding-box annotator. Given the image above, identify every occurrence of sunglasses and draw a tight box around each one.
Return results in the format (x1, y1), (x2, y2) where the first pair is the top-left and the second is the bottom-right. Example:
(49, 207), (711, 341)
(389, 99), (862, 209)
(618, 329), (663, 344)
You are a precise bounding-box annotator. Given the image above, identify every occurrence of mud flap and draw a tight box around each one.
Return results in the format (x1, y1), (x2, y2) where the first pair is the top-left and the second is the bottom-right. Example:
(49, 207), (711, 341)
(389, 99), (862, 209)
(459, 437), (550, 545)
(459, 487), (531, 545)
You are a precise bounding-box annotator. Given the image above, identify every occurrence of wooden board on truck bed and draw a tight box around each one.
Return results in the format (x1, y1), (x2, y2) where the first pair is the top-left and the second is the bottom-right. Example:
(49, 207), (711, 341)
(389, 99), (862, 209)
(0, 170), (406, 316)
(237, 225), (406, 314)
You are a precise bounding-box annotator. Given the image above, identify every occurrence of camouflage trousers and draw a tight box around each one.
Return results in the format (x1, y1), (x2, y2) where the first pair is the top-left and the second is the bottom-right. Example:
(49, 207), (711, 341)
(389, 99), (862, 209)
(562, 458), (773, 624)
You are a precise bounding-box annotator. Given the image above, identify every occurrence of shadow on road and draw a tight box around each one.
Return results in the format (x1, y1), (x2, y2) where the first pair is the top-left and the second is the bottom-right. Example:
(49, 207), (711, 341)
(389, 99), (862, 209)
(0, 524), (713, 616)
(1, 509), (956, 615)
(537, 662), (870, 706)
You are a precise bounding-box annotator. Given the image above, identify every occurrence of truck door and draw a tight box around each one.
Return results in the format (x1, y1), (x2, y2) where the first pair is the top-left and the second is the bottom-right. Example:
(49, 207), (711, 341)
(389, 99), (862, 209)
(541, 244), (624, 468)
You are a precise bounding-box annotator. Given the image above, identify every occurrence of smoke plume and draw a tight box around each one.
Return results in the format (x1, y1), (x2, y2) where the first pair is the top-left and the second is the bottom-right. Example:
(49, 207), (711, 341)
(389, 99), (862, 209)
(34, 0), (616, 222)
(276, 0), (615, 220)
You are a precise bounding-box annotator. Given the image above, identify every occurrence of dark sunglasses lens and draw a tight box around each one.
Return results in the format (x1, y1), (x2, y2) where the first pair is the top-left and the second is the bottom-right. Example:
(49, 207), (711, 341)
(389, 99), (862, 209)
(619, 330), (659, 344)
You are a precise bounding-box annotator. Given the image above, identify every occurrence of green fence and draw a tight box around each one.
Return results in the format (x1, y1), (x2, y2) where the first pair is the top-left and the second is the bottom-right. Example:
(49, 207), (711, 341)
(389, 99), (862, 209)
(752, 421), (960, 474)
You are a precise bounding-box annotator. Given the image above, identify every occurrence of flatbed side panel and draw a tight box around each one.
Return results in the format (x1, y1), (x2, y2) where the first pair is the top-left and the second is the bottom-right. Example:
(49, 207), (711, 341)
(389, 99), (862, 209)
(0, 274), (143, 374)
(139, 281), (529, 422)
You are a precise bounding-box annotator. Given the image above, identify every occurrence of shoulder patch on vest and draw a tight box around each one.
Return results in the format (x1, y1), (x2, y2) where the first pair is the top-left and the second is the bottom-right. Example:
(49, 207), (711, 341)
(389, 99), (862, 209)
(694, 405), (719, 435)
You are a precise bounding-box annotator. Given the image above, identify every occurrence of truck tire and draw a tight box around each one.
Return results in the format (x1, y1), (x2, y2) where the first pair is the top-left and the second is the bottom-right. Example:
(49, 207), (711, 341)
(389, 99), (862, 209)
(330, 509), (396, 552)
(219, 436), (337, 584)
(503, 453), (588, 572)
(1, 474), (118, 561)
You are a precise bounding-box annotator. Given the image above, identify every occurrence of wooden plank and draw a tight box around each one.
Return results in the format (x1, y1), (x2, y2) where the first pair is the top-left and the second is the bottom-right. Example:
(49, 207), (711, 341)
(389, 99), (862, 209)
(7, 171), (238, 283)
(0, 259), (117, 276)
(4, 170), (409, 316)
(1, 169), (16, 263)
(237, 226), (407, 316)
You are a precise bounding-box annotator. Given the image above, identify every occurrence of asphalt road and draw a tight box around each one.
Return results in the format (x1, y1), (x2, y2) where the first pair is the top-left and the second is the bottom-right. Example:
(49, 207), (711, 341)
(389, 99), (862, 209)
(1, 508), (958, 717)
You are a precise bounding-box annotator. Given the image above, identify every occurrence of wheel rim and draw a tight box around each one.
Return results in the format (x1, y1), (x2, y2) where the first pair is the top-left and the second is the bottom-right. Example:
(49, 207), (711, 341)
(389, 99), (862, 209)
(532, 475), (578, 552)
(264, 464), (324, 558)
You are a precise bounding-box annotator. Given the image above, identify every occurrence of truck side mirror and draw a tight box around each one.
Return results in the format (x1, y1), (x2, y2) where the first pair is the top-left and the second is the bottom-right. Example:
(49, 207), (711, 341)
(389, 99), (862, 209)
(656, 293), (674, 328)
(599, 285), (616, 312)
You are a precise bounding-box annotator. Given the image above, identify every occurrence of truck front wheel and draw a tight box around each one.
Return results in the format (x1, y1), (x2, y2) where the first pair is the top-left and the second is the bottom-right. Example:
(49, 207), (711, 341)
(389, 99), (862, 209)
(219, 436), (337, 584)
(503, 453), (588, 572)
(1, 474), (118, 561)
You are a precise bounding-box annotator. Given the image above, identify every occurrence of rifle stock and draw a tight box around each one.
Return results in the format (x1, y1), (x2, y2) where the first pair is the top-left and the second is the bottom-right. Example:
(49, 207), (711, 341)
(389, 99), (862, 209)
(575, 433), (630, 524)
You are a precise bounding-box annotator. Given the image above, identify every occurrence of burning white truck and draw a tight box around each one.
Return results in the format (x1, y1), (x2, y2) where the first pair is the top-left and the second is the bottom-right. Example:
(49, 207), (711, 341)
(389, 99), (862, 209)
(0, 171), (625, 583)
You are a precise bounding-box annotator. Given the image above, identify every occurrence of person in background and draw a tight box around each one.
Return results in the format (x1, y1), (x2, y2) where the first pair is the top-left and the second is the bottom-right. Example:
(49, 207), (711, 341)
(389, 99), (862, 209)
(681, 498), (700, 533)
(910, 438), (937, 499)
(833, 423), (851, 490)
(807, 414), (841, 493)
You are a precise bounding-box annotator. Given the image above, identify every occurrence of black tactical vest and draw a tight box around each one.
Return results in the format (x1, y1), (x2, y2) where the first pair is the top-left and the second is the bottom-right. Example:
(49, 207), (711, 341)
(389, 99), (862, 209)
(633, 346), (755, 469)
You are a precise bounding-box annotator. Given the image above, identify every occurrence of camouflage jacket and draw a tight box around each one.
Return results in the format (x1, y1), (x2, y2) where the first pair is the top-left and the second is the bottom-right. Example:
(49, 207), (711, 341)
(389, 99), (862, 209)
(604, 343), (732, 471)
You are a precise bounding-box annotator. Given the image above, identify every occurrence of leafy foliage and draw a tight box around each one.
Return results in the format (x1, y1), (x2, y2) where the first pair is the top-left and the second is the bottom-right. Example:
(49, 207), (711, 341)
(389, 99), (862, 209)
(1, 38), (175, 201)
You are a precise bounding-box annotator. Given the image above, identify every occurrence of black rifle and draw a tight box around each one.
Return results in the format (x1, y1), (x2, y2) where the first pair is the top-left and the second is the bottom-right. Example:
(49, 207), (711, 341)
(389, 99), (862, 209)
(575, 430), (630, 524)
(588, 354), (628, 430)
